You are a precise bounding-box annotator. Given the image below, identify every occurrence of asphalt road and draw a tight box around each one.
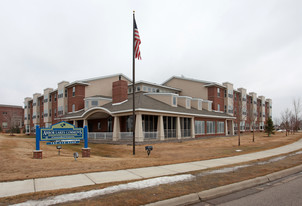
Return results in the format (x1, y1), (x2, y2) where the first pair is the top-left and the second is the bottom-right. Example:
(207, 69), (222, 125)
(193, 172), (302, 206)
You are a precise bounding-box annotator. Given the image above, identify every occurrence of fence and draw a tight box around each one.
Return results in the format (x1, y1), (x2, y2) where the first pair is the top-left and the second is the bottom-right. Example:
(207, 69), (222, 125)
(88, 132), (113, 140)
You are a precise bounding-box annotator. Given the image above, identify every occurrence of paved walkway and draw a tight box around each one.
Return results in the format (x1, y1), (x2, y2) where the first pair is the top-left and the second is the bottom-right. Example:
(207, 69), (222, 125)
(1, 139), (302, 198)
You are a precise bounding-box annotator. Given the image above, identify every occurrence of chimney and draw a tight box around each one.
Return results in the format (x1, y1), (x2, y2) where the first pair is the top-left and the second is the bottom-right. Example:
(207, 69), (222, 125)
(112, 78), (128, 104)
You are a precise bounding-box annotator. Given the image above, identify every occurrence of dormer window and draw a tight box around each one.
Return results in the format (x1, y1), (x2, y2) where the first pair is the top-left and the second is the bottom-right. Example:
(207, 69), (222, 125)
(173, 96), (177, 106)
(186, 98), (190, 108)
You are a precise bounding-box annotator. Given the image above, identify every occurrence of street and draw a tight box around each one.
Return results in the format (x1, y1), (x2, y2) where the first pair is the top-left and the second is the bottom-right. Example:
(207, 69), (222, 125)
(193, 171), (302, 206)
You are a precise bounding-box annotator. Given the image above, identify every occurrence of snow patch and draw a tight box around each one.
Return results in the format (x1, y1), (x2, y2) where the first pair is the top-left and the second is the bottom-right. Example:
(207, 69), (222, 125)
(12, 174), (194, 206)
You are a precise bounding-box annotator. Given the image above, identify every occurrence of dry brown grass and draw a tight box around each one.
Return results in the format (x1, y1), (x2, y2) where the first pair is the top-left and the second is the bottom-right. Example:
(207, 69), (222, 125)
(0, 132), (301, 182)
(2, 148), (302, 206)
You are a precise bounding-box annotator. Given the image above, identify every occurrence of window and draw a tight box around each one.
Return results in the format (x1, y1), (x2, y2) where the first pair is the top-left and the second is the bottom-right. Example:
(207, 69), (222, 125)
(44, 110), (48, 117)
(172, 96), (177, 106)
(54, 93), (57, 102)
(228, 90), (233, 98)
(142, 115), (158, 132)
(98, 122), (101, 130)
(186, 98), (190, 108)
(49, 109), (52, 117)
(72, 87), (75, 96)
(108, 117), (113, 132)
(72, 104), (75, 112)
(217, 88), (220, 97)
(217, 122), (225, 133)
(217, 104), (220, 111)
(91, 100), (98, 106)
(65, 88), (68, 97)
(198, 100), (202, 110)
(126, 116), (133, 132)
(207, 121), (215, 134)
(49, 94), (52, 102)
(143, 86), (147, 91)
(44, 98), (48, 103)
(54, 109), (57, 117)
(85, 100), (89, 109)
(58, 90), (64, 98)
(2, 122), (8, 128)
(58, 106), (64, 115)
(2, 112), (7, 115)
(136, 86), (141, 92)
(195, 120), (205, 134)
(208, 102), (212, 110)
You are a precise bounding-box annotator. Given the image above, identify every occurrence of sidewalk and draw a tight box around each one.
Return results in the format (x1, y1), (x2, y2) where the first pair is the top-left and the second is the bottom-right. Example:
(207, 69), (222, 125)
(1, 138), (302, 198)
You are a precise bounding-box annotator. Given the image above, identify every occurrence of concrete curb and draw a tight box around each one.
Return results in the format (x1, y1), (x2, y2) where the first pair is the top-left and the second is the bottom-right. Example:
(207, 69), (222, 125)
(145, 164), (302, 206)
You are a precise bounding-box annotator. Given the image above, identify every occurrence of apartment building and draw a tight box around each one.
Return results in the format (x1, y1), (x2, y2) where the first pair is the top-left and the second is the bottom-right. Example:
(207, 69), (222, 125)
(0, 104), (24, 133)
(24, 74), (272, 141)
(163, 76), (273, 133)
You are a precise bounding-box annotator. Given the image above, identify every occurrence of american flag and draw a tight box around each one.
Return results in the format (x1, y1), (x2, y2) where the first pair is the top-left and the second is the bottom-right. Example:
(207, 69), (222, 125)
(134, 18), (141, 60)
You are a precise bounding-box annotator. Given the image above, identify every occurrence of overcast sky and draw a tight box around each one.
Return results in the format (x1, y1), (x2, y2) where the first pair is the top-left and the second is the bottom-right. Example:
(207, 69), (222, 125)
(0, 0), (301, 120)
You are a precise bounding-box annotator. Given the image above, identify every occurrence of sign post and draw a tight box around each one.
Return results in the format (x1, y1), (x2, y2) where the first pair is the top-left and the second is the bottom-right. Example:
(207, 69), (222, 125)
(33, 121), (90, 159)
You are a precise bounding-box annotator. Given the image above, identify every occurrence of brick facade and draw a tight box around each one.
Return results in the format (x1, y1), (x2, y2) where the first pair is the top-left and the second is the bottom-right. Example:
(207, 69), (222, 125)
(0, 105), (24, 133)
(207, 86), (225, 112)
(112, 80), (128, 104)
(67, 85), (85, 112)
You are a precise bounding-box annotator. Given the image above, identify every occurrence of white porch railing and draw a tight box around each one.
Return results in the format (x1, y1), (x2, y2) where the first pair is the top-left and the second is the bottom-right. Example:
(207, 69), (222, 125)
(181, 129), (191, 137)
(119, 132), (133, 140)
(144, 131), (158, 139)
(88, 132), (113, 140)
(164, 129), (176, 138)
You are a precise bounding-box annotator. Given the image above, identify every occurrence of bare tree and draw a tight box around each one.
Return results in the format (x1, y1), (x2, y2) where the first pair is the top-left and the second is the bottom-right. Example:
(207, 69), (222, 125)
(293, 98), (301, 132)
(281, 108), (292, 136)
(247, 101), (257, 142)
(235, 93), (246, 146)
(290, 114), (295, 134)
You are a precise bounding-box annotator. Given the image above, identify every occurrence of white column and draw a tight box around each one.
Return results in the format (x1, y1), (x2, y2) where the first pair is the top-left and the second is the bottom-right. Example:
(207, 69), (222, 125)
(225, 119), (228, 136)
(73, 120), (78, 127)
(112, 116), (120, 141)
(231, 120), (235, 135)
(191, 117), (195, 138)
(176, 117), (181, 140)
(135, 113), (144, 142)
(157, 115), (165, 140)
(83, 119), (88, 127)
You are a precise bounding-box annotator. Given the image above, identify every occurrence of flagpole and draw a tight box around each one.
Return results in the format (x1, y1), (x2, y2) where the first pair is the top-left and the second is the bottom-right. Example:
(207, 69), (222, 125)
(132, 11), (136, 155)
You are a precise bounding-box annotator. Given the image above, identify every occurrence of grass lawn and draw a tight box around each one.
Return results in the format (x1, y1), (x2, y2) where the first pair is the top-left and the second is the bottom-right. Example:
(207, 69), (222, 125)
(0, 131), (301, 182)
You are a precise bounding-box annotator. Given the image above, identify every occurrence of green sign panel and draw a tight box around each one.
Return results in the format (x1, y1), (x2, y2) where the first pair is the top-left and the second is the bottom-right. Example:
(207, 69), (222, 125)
(40, 122), (84, 141)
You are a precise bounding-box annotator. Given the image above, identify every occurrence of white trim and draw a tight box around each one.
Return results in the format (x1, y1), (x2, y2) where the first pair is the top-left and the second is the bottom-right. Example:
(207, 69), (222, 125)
(111, 108), (236, 119)
(80, 73), (131, 83)
(129, 80), (181, 92)
(84, 97), (112, 101)
(144, 93), (179, 97)
(162, 76), (213, 85)
(112, 99), (128, 106)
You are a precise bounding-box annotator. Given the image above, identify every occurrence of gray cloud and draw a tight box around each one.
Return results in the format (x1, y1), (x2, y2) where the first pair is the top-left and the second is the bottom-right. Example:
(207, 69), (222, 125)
(0, 0), (301, 120)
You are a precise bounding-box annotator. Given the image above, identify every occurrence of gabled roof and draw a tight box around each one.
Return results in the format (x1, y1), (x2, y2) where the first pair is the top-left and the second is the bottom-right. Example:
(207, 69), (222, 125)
(64, 92), (234, 120)
(162, 75), (213, 85)
(80, 73), (131, 83)
(130, 80), (182, 92)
